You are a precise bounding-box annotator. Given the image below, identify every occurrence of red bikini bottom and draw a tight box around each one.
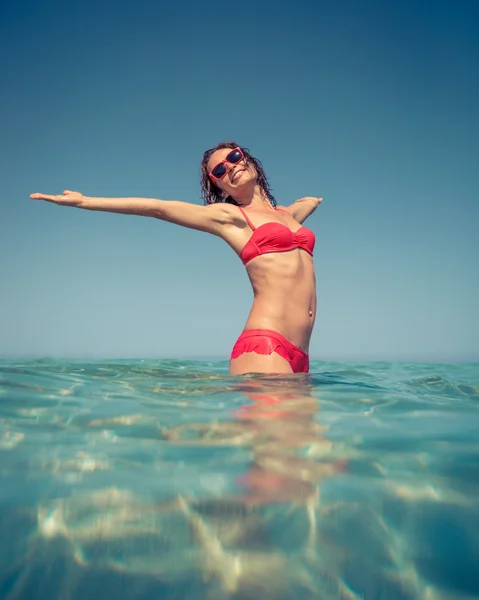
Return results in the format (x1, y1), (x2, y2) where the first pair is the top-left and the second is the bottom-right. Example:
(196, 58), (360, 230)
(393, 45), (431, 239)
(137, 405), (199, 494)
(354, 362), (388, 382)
(230, 329), (309, 373)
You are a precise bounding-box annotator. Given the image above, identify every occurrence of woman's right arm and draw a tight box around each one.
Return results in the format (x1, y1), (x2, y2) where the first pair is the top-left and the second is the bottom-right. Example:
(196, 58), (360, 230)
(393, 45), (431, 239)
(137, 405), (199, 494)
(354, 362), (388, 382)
(30, 190), (234, 234)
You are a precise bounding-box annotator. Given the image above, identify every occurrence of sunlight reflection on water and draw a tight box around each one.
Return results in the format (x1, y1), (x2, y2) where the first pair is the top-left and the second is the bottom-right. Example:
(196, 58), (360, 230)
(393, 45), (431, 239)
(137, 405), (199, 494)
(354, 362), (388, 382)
(0, 360), (478, 599)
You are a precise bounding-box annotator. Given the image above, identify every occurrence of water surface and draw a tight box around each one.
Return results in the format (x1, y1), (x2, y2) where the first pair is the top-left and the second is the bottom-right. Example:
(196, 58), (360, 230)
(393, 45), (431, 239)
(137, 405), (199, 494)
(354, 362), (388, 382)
(0, 359), (478, 599)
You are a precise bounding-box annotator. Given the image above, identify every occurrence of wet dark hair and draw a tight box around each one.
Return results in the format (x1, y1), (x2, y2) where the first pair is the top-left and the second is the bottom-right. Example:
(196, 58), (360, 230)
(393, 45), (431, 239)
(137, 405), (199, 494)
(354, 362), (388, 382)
(200, 141), (276, 207)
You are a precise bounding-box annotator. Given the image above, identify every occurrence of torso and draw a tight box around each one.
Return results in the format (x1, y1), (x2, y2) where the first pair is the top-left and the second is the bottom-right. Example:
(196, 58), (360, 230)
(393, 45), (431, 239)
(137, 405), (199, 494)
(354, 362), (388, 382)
(219, 205), (317, 352)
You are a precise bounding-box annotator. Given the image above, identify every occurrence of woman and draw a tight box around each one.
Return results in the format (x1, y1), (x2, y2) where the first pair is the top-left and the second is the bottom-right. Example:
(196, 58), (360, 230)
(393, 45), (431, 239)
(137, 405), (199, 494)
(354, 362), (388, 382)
(30, 142), (322, 375)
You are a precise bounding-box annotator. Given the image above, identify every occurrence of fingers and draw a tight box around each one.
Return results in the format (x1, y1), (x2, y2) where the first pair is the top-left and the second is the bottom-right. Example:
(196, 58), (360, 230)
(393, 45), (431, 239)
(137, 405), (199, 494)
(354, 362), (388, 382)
(30, 193), (60, 201)
(30, 192), (70, 204)
(30, 190), (77, 200)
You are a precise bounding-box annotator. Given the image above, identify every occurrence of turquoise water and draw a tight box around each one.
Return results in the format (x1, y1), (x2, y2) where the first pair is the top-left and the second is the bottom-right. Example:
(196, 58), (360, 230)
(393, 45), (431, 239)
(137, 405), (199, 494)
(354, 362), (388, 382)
(0, 359), (478, 600)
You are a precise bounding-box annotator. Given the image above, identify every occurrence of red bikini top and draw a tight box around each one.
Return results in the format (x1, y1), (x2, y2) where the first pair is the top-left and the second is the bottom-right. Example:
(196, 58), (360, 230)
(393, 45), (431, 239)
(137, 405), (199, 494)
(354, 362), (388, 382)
(238, 206), (315, 265)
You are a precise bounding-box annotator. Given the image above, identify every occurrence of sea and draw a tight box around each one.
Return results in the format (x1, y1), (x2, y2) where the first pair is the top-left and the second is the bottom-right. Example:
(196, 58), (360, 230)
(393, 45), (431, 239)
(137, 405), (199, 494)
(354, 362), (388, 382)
(0, 359), (478, 600)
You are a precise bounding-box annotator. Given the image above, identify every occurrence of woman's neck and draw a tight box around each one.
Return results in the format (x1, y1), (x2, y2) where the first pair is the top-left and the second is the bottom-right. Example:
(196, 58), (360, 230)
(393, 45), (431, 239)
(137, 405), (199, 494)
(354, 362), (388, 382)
(235, 186), (273, 210)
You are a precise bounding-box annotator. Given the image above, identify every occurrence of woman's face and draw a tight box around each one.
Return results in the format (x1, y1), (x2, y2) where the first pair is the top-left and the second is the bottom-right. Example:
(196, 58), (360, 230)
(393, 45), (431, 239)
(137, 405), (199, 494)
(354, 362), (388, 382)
(207, 148), (256, 198)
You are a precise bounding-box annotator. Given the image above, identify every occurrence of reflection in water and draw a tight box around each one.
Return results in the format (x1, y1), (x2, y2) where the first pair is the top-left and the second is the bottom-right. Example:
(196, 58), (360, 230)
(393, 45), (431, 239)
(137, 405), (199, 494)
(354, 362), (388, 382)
(232, 376), (346, 512)
(165, 376), (347, 575)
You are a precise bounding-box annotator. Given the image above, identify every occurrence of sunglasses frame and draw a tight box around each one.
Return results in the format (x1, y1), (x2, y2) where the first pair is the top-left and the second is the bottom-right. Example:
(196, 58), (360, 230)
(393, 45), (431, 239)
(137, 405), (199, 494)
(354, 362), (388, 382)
(208, 147), (245, 183)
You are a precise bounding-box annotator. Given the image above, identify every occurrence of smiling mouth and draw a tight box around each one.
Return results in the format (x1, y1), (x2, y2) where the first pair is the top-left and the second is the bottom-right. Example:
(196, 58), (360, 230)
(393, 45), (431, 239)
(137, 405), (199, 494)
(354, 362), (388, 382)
(231, 169), (245, 183)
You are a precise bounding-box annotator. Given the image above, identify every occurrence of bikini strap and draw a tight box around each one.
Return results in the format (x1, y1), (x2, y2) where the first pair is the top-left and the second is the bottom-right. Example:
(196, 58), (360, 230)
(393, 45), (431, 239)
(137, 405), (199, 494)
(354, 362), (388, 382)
(237, 206), (256, 231)
(275, 206), (291, 215)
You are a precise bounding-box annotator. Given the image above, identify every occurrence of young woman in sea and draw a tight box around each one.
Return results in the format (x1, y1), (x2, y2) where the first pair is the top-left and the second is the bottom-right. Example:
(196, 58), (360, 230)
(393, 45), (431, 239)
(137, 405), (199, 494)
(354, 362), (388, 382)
(30, 142), (322, 375)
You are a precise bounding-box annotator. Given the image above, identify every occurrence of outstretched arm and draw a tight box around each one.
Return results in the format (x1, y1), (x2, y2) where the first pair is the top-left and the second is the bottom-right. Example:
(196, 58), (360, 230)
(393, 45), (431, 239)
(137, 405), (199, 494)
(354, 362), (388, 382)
(30, 190), (233, 234)
(285, 196), (322, 224)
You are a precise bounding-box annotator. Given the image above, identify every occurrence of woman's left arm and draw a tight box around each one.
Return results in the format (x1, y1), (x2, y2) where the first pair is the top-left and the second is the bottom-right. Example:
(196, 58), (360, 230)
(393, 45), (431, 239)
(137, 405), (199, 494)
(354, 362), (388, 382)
(285, 196), (323, 224)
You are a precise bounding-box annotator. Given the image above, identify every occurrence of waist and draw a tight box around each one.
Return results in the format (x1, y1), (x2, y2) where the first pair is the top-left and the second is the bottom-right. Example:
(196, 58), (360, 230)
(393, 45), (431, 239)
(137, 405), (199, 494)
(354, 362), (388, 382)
(243, 309), (314, 353)
(250, 284), (316, 317)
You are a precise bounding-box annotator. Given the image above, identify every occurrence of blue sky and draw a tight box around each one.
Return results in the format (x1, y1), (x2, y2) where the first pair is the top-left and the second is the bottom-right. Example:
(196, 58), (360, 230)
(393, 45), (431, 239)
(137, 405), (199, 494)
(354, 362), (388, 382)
(1, 0), (478, 361)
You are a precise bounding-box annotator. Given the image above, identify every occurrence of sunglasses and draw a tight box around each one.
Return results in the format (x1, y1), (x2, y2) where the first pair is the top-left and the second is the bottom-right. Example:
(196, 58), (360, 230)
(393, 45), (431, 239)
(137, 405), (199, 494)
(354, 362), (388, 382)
(209, 148), (245, 181)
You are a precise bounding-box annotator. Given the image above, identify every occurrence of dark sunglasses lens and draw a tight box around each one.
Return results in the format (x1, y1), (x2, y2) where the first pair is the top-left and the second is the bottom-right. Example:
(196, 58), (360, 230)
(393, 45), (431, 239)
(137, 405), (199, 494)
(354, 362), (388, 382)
(226, 149), (243, 164)
(211, 163), (227, 179)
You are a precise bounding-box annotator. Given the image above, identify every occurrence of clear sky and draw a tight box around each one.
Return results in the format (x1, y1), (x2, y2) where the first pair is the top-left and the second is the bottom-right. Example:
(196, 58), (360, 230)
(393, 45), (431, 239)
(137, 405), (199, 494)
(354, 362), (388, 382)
(1, 0), (478, 361)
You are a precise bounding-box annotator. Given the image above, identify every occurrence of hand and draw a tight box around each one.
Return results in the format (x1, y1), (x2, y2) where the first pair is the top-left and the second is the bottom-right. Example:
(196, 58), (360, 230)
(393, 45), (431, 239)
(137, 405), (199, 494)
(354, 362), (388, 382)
(297, 196), (323, 205)
(30, 190), (84, 206)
